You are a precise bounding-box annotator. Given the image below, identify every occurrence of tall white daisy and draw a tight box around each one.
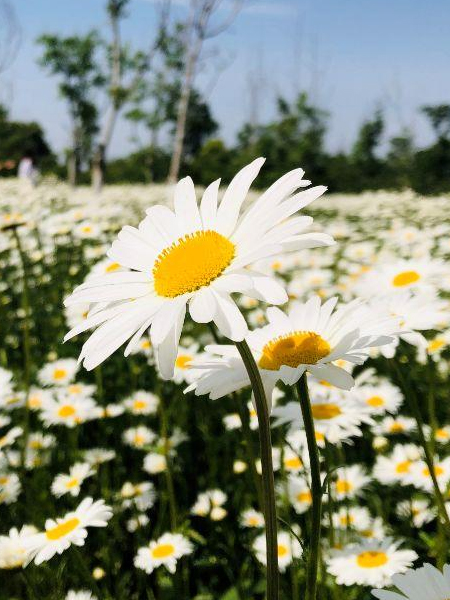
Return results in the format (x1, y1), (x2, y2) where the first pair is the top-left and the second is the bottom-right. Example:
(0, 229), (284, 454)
(64, 159), (333, 378)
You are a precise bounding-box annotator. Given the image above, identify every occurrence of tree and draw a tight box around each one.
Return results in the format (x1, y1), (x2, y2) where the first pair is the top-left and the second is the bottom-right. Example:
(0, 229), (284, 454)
(91, 0), (171, 191)
(350, 109), (385, 190)
(37, 32), (104, 186)
(421, 104), (450, 141)
(167, 0), (243, 183)
(411, 105), (450, 194)
(0, 104), (54, 174)
(233, 92), (328, 187)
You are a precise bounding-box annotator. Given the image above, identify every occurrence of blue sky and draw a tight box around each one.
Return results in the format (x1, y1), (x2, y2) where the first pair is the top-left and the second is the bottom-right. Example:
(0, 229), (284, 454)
(3, 0), (450, 159)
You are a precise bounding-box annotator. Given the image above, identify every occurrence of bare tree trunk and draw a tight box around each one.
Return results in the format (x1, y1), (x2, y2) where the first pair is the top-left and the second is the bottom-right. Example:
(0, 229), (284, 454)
(167, 38), (200, 184)
(67, 152), (77, 187)
(91, 7), (122, 193)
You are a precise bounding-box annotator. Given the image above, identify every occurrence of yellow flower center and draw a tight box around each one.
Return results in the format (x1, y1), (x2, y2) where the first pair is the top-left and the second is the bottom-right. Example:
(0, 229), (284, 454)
(65, 478), (79, 489)
(284, 457), (303, 470)
(366, 395), (384, 407)
(247, 516), (261, 526)
(428, 339), (445, 353)
(277, 544), (289, 557)
(153, 230), (235, 298)
(134, 434), (145, 446)
(53, 368), (67, 380)
(68, 385), (82, 394)
(311, 403), (341, 420)
(423, 465), (444, 478)
(151, 543), (175, 559)
(392, 270), (420, 287)
(175, 355), (192, 369)
(0, 476), (9, 485)
(297, 491), (312, 503)
(340, 514), (354, 526)
(28, 396), (42, 408)
(436, 428), (449, 440)
(356, 551), (388, 568)
(336, 479), (353, 494)
(395, 460), (411, 474)
(389, 422), (404, 433)
(106, 262), (121, 273)
(259, 332), (331, 370)
(141, 340), (151, 349)
(46, 518), (80, 540)
(58, 405), (76, 418)
(133, 400), (147, 411)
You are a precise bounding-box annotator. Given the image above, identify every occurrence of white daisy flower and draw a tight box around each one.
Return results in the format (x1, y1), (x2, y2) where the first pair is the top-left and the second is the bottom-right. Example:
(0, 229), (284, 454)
(253, 530), (302, 572)
(83, 448), (116, 466)
(372, 562), (450, 600)
(122, 426), (156, 449)
(38, 359), (79, 387)
(24, 498), (112, 565)
(373, 444), (421, 485)
(120, 482), (155, 511)
(406, 457), (450, 493)
(354, 258), (446, 298)
(39, 396), (98, 428)
(123, 391), (159, 415)
(333, 465), (370, 500)
(352, 381), (404, 416)
(51, 462), (95, 498)
(326, 538), (417, 587)
(272, 393), (373, 444)
(0, 473), (21, 504)
(26, 387), (54, 410)
(0, 526), (38, 569)
(222, 413), (242, 430)
(64, 159), (333, 377)
(0, 367), (13, 400)
(126, 513), (149, 533)
(240, 508), (265, 528)
(372, 416), (416, 436)
(396, 498), (434, 528)
(372, 291), (448, 358)
(287, 476), (312, 514)
(134, 532), (193, 574)
(187, 296), (399, 405)
(331, 506), (372, 531)
(143, 452), (167, 474)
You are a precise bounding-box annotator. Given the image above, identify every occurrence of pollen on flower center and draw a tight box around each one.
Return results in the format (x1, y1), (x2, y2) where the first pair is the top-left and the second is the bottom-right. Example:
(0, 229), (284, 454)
(395, 460), (411, 474)
(311, 403), (341, 420)
(65, 478), (79, 489)
(153, 230), (235, 298)
(392, 270), (420, 287)
(46, 517), (80, 540)
(297, 491), (312, 503)
(336, 479), (353, 494)
(356, 551), (388, 568)
(277, 544), (288, 557)
(175, 355), (192, 369)
(151, 543), (175, 559)
(58, 405), (76, 418)
(258, 331), (331, 370)
(53, 368), (67, 380)
(366, 395), (385, 407)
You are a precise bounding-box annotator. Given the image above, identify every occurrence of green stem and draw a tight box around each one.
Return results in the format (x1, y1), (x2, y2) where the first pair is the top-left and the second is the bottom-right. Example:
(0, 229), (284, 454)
(324, 440), (335, 548)
(12, 228), (32, 469)
(233, 392), (264, 512)
(235, 340), (279, 600)
(159, 392), (178, 530)
(393, 361), (450, 536)
(297, 373), (322, 600)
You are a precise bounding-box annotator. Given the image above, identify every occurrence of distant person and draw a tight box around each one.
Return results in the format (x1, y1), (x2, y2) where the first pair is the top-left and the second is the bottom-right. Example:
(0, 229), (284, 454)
(18, 155), (38, 185)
